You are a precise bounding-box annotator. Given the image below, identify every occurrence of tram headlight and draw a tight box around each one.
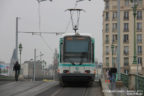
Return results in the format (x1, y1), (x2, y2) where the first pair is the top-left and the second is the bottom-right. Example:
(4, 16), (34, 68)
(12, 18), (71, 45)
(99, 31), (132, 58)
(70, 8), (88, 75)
(63, 70), (70, 73)
(85, 70), (90, 73)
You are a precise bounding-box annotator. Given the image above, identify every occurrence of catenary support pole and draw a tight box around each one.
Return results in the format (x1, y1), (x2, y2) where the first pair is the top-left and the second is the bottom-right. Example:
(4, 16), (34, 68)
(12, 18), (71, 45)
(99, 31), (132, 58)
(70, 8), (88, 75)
(16, 17), (19, 61)
(34, 48), (36, 81)
(117, 0), (121, 80)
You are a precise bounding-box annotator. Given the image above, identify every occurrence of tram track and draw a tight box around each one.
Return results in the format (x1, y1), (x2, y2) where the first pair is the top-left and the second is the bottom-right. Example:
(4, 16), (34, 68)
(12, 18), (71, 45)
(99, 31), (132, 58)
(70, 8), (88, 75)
(36, 81), (104, 96)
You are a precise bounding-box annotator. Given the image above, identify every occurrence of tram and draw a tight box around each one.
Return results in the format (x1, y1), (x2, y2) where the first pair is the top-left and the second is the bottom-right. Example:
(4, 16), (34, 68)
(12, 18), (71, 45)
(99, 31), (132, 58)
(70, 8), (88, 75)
(58, 33), (95, 86)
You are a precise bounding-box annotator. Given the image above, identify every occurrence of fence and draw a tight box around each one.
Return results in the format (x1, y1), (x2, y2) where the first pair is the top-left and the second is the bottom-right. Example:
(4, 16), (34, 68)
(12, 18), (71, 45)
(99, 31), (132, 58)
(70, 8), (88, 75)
(135, 75), (144, 95)
(121, 73), (129, 87)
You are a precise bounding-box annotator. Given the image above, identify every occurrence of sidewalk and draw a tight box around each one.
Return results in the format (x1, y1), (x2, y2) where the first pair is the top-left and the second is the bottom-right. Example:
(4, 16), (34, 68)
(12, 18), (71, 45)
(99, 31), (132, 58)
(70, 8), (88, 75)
(0, 75), (15, 81)
(0, 80), (58, 96)
(101, 77), (127, 96)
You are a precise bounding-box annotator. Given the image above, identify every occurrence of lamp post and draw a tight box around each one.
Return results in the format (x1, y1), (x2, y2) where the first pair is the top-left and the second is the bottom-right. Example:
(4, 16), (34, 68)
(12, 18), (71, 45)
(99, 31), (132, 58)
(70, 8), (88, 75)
(131, 0), (138, 90)
(19, 43), (23, 65)
(111, 44), (114, 67)
(131, 0), (138, 64)
(36, 0), (52, 32)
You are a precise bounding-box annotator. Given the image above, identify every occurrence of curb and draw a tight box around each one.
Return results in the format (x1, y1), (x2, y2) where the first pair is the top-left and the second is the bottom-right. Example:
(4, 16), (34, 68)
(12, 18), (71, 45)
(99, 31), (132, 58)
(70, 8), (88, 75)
(101, 78), (113, 96)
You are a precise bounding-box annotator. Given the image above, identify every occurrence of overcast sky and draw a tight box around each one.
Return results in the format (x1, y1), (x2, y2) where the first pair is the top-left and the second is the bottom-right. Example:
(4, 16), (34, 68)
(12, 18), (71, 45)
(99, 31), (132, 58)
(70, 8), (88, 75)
(0, 0), (104, 66)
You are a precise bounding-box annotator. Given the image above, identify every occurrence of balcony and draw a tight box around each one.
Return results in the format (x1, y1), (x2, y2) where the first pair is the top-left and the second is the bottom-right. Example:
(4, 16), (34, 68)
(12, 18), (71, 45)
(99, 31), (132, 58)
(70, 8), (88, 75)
(123, 17), (129, 21)
(137, 17), (142, 20)
(123, 40), (129, 43)
(105, 18), (109, 21)
(137, 52), (142, 56)
(105, 6), (109, 10)
(106, 52), (109, 55)
(105, 40), (109, 44)
(123, 29), (129, 32)
(137, 29), (142, 32)
(124, 51), (129, 56)
(112, 29), (117, 32)
(112, 40), (117, 44)
(137, 40), (142, 44)
(112, 18), (117, 21)
(112, 6), (117, 10)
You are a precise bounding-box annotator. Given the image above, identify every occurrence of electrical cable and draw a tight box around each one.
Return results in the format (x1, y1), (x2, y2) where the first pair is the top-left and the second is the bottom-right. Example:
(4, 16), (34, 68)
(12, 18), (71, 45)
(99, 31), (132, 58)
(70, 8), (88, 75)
(64, 0), (79, 33)
(39, 35), (53, 52)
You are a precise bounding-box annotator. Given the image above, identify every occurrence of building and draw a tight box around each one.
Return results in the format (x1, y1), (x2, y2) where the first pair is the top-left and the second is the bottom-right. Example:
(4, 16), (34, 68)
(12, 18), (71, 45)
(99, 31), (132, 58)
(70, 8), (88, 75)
(21, 60), (43, 80)
(103, 0), (144, 74)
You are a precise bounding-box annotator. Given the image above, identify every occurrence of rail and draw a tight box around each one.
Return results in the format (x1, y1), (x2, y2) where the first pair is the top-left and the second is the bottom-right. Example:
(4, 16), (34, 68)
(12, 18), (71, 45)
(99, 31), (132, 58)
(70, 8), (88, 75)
(120, 73), (129, 87)
(135, 75), (144, 95)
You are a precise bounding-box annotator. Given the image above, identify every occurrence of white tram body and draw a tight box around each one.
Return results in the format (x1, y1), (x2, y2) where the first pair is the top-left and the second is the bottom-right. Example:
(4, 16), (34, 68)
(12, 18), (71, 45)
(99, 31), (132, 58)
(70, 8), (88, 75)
(58, 33), (95, 86)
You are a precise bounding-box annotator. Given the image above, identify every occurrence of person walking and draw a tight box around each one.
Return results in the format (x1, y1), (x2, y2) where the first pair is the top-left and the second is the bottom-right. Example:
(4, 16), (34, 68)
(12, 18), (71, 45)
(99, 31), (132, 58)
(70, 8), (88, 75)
(106, 69), (110, 83)
(13, 61), (21, 81)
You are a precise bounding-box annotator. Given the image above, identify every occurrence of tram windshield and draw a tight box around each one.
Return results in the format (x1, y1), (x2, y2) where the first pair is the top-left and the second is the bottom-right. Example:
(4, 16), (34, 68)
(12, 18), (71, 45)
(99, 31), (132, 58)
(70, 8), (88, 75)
(63, 36), (91, 63)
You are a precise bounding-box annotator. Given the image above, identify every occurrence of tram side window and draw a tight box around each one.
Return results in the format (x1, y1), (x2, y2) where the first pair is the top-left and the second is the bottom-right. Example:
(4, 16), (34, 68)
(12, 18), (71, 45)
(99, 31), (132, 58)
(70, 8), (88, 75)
(92, 43), (94, 63)
(60, 43), (63, 62)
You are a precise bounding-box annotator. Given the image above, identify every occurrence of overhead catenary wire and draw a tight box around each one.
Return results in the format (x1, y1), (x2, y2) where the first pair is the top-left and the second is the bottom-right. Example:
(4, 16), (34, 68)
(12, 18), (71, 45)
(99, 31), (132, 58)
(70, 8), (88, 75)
(64, 0), (79, 33)
(64, 0), (89, 33)
(39, 35), (53, 52)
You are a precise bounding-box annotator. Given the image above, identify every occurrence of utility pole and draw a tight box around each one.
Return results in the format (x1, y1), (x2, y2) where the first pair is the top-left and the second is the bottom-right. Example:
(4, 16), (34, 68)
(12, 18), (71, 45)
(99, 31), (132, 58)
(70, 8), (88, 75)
(117, 0), (121, 80)
(37, 0), (41, 32)
(130, 0), (138, 90)
(111, 44), (114, 67)
(36, 0), (52, 33)
(16, 17), (19, 61)
(33, 48), (36, 81)
(66, 8), (85, 33)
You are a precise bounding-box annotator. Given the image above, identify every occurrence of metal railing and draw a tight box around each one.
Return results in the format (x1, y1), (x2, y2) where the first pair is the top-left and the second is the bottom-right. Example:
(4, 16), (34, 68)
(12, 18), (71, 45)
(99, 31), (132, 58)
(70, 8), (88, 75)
(121, 73), (129, 87)
(135, 75), (144, 95)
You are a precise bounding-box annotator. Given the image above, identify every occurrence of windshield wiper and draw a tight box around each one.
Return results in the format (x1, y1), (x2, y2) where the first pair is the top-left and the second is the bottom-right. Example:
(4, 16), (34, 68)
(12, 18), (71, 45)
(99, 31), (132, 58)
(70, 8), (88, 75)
(79, 52), (87, 65)
(71, 62), (75, 65)
(66, 58), (75, 65)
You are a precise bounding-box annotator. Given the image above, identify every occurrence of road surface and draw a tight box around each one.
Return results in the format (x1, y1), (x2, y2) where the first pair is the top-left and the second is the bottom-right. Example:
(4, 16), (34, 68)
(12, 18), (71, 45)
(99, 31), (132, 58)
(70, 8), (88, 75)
(0, 81), (104, 96)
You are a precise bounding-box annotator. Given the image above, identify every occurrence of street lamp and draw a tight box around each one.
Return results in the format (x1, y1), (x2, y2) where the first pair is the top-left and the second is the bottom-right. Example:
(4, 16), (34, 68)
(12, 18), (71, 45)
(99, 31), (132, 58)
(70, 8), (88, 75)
(131, 0), (138, 65)
(111, 44), (114, 68)
(19, 43), (23, 65)
(42, 60), (46, 79)
(36, 0), (52, 32)
(130, 0), (139, 90)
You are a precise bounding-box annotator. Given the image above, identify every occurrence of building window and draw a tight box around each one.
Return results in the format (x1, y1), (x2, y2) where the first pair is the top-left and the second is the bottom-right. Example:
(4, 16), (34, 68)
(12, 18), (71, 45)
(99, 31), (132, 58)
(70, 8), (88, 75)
(123, 34), (129, 43)
(124, 46), (129, 55)
(112, 23), (117, 32)
(105, 35), (109, 43)
(137, 57), (142, 65)
(113, 57), (117, 67)
(112, 12), (117, 20)
(112, 34), (117, 43)
(137, 46), (142, 55)
(137, 34), (142, 43)
(138, 0), (143, 6)
(125, 0), (129, 6)
(105, 1), (109, 9)
(124, 23), (129, 32)
(124, 69), (129, 75)
(124, 11), (129, 20)
(105, 12), (109, 21)
(114, 46), (117, 55)
(106, 57), (109, 66)
(106, 46), (109, 55)
(124, 57), (129, 66)
(137, 11), (142, 20)
(137, 22), (142, 32)
(105, 24), (109, 32)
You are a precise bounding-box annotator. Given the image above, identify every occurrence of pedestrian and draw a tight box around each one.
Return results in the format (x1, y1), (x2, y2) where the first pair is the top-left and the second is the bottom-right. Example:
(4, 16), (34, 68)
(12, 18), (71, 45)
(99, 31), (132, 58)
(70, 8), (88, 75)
(13, 61), (21, 81)
(109, 68), (117, 90)
(106, 69), (110, 83)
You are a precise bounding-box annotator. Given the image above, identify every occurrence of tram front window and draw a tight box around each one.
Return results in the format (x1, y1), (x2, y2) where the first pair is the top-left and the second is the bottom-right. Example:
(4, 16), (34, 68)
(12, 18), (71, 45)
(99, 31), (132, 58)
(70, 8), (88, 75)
(64, 36), (91, 63)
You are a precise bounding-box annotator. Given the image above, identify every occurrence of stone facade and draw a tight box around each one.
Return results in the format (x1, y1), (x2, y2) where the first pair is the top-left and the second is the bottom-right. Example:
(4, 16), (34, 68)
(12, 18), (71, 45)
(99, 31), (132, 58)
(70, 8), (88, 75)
(103, 0), (144, 74)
